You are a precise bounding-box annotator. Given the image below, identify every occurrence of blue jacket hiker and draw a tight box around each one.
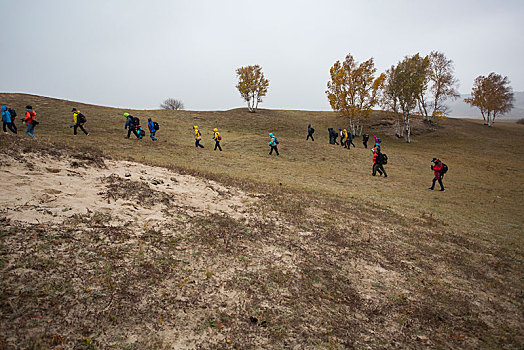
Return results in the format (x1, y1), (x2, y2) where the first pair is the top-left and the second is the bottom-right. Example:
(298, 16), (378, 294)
(147, 118), (157, 141)
(2, 106), (17, 134)
(268, 133), (279, 156)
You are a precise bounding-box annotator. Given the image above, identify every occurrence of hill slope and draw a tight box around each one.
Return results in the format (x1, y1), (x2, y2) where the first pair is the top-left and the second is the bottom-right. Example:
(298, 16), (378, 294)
(0, 93), (523, 348)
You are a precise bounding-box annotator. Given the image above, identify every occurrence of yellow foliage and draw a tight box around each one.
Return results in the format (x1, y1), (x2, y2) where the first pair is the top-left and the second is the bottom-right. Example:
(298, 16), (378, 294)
(235, 65), (269, 113)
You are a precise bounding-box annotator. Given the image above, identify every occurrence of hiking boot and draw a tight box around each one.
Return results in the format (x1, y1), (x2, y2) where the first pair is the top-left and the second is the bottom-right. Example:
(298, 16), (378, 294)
(440, 189), (445, 192)
(428, 187), (434, 190)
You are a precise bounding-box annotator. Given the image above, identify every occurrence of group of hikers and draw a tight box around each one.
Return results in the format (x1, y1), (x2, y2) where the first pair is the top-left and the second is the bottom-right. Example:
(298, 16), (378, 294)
(1, 104), (447, 190)
(1, 105), (37, 137)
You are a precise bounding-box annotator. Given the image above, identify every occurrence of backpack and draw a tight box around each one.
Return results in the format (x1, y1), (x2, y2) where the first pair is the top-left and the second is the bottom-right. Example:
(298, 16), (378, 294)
(78, 113), (86, 124)
(310, 127), (315, 133)
(137, 127), (145, 138)
(8, 108), (16, 119)
(379, 153), (388, 165)
(217, 134), (222, 141)
(133, 117), (140, 126)
(441, 163), (448, 174)
(275, 137), (279, 145)
(153, 121), (159, 130)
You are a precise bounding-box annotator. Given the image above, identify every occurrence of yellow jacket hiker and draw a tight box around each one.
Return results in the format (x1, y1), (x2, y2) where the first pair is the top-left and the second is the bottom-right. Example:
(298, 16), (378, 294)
(212, 128), (222, 151)
(194, 126), (204, 148)
(71, 108), (89, 136)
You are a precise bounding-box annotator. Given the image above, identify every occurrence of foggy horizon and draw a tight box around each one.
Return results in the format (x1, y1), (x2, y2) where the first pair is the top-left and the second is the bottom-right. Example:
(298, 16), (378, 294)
(1, 0), (523, 111)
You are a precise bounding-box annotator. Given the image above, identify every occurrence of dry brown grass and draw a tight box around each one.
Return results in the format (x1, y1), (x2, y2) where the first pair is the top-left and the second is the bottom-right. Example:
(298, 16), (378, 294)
(0, 93), (523, 348)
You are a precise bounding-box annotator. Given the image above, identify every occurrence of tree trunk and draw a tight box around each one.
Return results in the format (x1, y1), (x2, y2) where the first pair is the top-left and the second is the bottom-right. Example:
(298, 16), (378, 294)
(418, 98), (429, 120)
(404, 112), (411, 143)
(480, 110), (487, 125)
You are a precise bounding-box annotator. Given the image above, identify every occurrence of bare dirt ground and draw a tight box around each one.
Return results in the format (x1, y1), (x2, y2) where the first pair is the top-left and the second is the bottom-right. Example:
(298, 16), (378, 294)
(1, 134), (522, 349)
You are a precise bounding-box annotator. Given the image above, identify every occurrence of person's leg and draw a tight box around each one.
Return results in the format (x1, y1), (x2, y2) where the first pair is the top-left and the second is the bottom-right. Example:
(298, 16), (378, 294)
(80, 124), (88, 135)
(198, 140), (204, 148)
(438, 176), (445, 191)
(127, 128), (132, 138)
(195, 140), (198, 147)
(306, 134), (310, 140)
(218, 142), (222, 151)
(351, 140), (355, 147)
(8, 122), (17, 134)
(12, 122), (17, 133)
(132, 128), (139, 138)
(214, 141), (218, 150)
(74, 125), (78, 135)
(429, 178), (437, 190)
(2, 122), (7, 132)
(275, 146), (279, 156)
(372, 163), (377, 176)
(28, 124), (35, 137)
(311, 134), (314, 141)
(381, 165), (387, 177)
(269, 146), (273, 155)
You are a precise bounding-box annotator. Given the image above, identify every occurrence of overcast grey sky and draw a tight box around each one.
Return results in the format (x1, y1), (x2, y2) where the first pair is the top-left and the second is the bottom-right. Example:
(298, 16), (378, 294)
(1, 0), (523, 110)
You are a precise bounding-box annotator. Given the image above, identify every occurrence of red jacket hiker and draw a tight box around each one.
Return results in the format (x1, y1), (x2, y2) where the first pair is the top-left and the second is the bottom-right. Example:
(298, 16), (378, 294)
(24, 110), (36, 125)
(432, 160), (443, 179)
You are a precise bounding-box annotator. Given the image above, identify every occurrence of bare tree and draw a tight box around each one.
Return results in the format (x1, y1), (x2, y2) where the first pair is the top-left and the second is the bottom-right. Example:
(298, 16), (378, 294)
(465, 73), (514, 127)
(428, 51), (460, 119)
(160, 98), (185, 110)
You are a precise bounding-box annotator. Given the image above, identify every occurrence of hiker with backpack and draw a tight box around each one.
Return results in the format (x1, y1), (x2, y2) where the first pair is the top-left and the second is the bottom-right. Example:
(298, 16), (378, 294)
(343, 129), (349, 148)
(348, 131), (356, 148)
(124, 112), (139, 139)
(269, 133), (279, 155)
(372, 145), (388, 177)
(328, 128), (339, 145)
(147, 118), (158, 141)
(362, 134), (369, 148)
(429, 158), (446, 192)
(194, 126), (204, 148)
(307, 124), (315, 141)
(71, 108), (89, 136)
(212, 128), (222, 151)
(2, 106), (17, 134)
(24, 105), (37, 138)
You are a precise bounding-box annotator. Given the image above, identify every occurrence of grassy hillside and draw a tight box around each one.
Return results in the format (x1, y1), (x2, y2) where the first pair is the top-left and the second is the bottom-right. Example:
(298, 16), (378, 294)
(2, 93), (522, 240)
(1, 93), (523, 348)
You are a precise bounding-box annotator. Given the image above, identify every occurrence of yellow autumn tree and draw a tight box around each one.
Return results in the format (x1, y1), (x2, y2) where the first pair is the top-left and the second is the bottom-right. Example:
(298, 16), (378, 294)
(326, 54), (385, 135)
(236, 65), (269, 113)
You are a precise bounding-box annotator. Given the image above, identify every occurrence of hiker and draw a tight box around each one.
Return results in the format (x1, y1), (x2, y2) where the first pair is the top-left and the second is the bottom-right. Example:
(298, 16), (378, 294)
(71, 108), (89, 135)
(306, 124), (315, 141)
(2, 106), (17, 134)
(24, 105), (37, 138)
(429, 158), (445, 191)
(328, 128), (338, 145)
(212, 128), (222, 151)
(362, 134), (369, 148)
(339, 128), (345, 146)
(194, 126), (204, 148)
(372, 145), (387, 177)
(348, 131), (356, 148)
(268, 132), (279, 155)
(124, 112), (139, 139)
(7, 107), (17, 133)
(373, 135), (381, 147)
(147, 118), (157, 141)
(343, 129), (349, 148)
